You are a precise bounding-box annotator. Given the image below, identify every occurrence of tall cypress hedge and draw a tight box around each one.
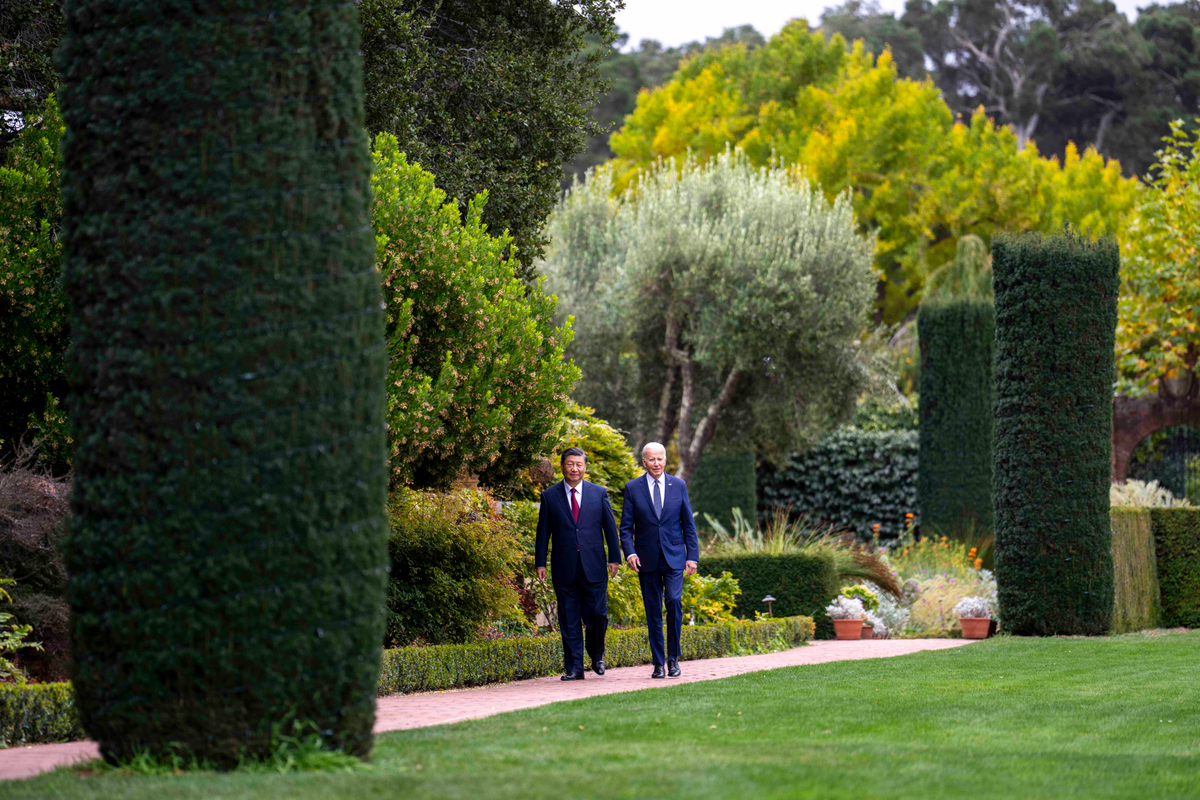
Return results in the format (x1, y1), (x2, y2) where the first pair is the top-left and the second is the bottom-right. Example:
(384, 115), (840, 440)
(691, 450), (757, 531)
(918, 301), (995, 533)
(58, 1), (388, 763)
(991, 232), (1119, 636)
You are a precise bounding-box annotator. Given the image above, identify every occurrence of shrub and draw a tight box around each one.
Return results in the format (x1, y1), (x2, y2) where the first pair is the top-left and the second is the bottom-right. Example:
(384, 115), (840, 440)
(691, 451), (757, 533)
(58, 3), (388, 763)
(918, 300), (995, 534)
(374, 136), (579, 490)
(759, 427), (918, 540)
(0, 682), (82, 746)
(842, 584), (879, 611)
(887, 533), (982, 583)
(1149, 508), (1200, 628)
(1110, 508), (1160, 633)
(0, 578), (40, 681)
(908, 571), (998, 633)
(535, 404), (642, 523)
(607, 569), (740, 626)
(0, 95), (67, 464)
(386, 490), (526, 645)
(992, 231), (1119, 636)
(699, 553), (841, 638)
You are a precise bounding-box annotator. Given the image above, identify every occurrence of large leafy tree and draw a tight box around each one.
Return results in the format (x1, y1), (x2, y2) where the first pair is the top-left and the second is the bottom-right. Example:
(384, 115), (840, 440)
(0, 0), (62, 155)
(373, 134), (579, 490)
(1118, 120), (1200, 394)
(608, 20), (1139, 323)
(60, 0), (387, 763)
(360, 0), (621, 281)
(542, 151), (876, 481)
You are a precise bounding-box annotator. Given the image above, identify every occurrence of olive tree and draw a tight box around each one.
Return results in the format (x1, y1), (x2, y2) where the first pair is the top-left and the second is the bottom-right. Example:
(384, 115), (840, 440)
(542, 152), (875, 481)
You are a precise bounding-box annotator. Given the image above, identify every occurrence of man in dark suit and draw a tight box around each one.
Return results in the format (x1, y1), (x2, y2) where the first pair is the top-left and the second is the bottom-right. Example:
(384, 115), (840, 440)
(535, 447), (621, 680)
(620, 441), (699, 679)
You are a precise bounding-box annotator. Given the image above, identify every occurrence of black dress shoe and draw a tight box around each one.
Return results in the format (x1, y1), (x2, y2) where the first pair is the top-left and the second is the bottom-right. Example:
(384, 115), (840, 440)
(561, 671), (585, 681)
(667, 659), (681, 677)
(592, 659), (606, 675)
(651, 664), (666, 679)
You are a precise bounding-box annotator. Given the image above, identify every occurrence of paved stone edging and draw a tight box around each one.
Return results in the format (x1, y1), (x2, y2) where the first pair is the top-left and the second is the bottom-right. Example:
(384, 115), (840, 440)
(0, 638), (975, 781)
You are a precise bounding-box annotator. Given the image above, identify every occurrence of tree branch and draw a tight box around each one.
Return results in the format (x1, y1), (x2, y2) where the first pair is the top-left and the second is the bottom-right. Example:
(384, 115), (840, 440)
(678, 367), (744, 483)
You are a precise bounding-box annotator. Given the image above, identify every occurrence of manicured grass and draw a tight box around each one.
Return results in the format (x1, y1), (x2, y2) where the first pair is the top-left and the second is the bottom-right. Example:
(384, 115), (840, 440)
(11, 632), (1200, 799)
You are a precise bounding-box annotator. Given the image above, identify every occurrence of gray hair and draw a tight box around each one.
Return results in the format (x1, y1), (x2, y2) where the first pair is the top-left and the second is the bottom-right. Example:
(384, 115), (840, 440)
(641, 441), (666, 458)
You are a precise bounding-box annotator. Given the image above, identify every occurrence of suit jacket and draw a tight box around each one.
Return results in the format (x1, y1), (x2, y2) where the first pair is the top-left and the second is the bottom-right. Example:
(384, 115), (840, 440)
(534, 480), (620, 585)
(619, 473), (699, 573)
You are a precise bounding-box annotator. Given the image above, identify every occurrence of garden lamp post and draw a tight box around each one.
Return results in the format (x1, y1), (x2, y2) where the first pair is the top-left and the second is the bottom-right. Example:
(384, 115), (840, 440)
(763, 595), (776, 618)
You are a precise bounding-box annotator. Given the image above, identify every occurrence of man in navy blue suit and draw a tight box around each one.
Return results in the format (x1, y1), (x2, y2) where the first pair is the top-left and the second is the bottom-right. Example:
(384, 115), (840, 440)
(535, 447), (621, 680)
(620, 442), (699, 678)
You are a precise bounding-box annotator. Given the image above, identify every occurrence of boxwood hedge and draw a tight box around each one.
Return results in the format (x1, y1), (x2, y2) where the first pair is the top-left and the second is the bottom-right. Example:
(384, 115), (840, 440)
(1149, 508), (1200, 628)
(699, 553), (841, 639)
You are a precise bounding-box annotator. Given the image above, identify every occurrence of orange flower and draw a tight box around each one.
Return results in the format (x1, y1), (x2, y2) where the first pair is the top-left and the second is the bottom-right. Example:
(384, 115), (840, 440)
(974, 558), (983, 570)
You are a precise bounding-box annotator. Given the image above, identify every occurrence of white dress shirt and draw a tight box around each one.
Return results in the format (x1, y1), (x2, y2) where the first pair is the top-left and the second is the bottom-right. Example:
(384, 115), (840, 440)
(564, 480), (584, 514)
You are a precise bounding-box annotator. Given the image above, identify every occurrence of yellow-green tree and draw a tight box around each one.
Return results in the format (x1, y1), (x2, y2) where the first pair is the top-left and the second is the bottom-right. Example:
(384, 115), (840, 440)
(609, 20), (1140, 323)
(1118, 120), (1200, 394)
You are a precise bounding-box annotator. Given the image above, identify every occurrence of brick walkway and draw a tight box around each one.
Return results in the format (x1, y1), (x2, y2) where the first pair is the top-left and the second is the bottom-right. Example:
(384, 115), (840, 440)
(0, 638), (974, 782)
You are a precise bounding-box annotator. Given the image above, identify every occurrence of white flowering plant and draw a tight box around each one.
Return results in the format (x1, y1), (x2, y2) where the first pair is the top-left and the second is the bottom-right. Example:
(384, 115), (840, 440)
(952, 596), (992, 620)
(825, 596), (867, 620)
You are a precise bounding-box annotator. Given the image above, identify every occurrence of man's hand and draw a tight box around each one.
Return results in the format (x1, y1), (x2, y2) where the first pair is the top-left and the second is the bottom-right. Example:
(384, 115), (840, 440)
(627, 554), (641, 572)
(685, 560), (698, 576)
(536, 567), (546, 583)
(608, 562), (620, 578)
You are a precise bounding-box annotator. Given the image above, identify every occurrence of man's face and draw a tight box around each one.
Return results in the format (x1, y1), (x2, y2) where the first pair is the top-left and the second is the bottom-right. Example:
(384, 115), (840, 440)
(642, 446), (666, 479)
(562, 455), (586, 485)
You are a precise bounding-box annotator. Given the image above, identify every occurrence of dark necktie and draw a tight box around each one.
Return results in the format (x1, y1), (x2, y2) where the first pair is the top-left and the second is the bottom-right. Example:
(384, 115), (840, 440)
(571, 487), (580, 523)
(652, 479), (662, 519)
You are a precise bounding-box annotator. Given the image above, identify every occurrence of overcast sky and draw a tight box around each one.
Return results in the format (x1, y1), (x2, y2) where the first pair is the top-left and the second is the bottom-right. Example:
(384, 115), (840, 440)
(615, 0), (1147, 50)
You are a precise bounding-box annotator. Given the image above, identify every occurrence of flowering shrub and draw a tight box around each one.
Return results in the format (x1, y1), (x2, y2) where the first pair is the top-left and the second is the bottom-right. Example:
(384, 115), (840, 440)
(953, 596), (993, 619)
(863, 580), (910, 633)
(908, 570), (997, 632)
(825, 596), (867, 620)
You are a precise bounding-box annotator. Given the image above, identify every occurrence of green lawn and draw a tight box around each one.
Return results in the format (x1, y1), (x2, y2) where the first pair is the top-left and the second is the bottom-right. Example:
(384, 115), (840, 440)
(12, 632), (1200, 799)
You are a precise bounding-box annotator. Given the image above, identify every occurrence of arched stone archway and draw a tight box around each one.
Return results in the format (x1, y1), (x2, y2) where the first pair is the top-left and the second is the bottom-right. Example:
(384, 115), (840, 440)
(1112, 375), (1200, 483)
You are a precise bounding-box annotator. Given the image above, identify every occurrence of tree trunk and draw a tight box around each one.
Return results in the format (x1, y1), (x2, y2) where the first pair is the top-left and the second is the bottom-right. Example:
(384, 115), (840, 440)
(655, 316), (682, 446)
(672, 349), (744, 483)
(59, 0), (387, 764)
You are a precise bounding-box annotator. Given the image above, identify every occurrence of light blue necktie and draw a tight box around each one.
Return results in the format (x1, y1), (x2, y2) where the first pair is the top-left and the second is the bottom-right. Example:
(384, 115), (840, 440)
(652, 479), (662, 519)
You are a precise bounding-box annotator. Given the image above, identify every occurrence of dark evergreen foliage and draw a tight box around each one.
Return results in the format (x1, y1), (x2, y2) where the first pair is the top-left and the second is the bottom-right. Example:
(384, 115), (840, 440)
(0, 0), (63, 156)
(698, 553), (841, 639)
(1149, 508), (1200, 628)
(691, 450), (757, 531)
(360, 0), (620, 281)
(758, 428), (918, 540)
(918, 301), (995, 534)
(58, 0), (387, 763)
(991, 231), (1118, 636)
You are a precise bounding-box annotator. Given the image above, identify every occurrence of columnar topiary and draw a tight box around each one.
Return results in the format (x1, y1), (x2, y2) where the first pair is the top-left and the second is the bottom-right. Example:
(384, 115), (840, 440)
(991, 231), (1119, 635)
(58, 1), (387, 764)
(918, 237), (995, 534)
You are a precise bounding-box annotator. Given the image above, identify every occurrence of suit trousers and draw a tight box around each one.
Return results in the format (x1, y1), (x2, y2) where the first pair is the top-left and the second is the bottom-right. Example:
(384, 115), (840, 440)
(554, 554), (609, 673)
(639, 559), (684, 666)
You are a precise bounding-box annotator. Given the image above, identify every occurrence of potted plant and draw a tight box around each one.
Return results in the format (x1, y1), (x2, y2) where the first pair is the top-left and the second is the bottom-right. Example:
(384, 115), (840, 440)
(842, 585), (880, 639)
(953, 596), (993, 639)
(825, 596), (866, 640)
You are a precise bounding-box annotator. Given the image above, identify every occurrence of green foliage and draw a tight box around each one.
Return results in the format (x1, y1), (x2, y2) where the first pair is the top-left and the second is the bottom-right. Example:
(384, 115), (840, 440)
(992, 232), (1119, 636)
(1149, 508), (1200, 629)
(917, 300), (995, 534)
(545, 150), (876, 477)
(360, 0), (620, 281)
(548, 404), (642, 519)
(907, 570), (997, 633)
(373, 135), (578, 490)
(922, 234), (993, 305)
(758, 428), (918, 540)
(1110, 508), (1160, 634)
(0, 1), (64, 154)
(377, 616), (814, 695)
(842, 584), (879, 611)
(0, 95), (66, 463)
(850, 394), (918, 432)
(0, 578), (40, 682)
(58, 2), (388, 764)
(690, 451), (756, 533)
(0, 681), (82, 746)
(699, 553), (842, 639)
(607, 569), (741, 626)
(386, 490), (526, 646)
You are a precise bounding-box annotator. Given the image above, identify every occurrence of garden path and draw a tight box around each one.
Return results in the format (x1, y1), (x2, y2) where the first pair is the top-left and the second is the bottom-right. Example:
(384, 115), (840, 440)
(0, 638), (974, 781)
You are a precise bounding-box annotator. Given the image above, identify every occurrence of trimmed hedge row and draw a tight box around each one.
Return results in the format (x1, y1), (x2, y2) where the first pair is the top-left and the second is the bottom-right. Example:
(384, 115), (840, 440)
(758, 428), (918, 540)
(992, 232), (1119, 636)
(0, 682), (84, 747)
(1150, 508), (1200, 628)
(918, 301), (995, 534)
(691, 450), (757, 531)
(1, 616), (815, 744)
(699, 553), (841, 639)
(1110, 508), (1160, 633)
(377, 616), (815, 695)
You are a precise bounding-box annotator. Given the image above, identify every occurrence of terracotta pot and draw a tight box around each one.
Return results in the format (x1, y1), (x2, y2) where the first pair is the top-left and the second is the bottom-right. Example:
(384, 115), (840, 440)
(960, 617), (991, 639)
(860, 623), (874, 640)
(832, 619), (864, 640)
